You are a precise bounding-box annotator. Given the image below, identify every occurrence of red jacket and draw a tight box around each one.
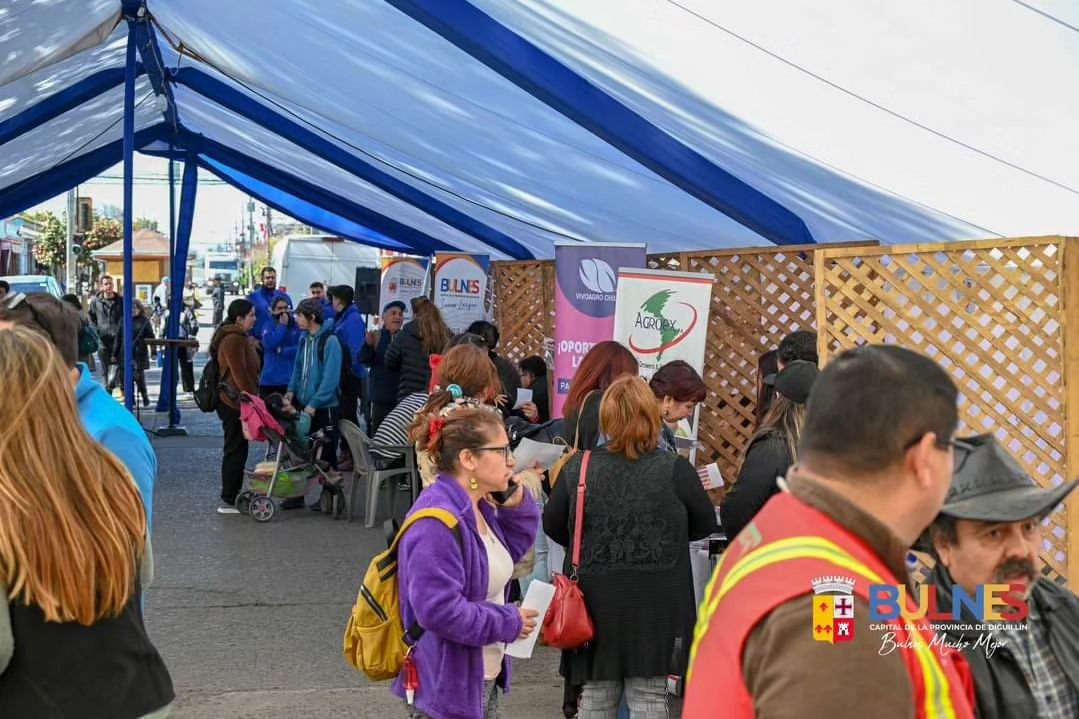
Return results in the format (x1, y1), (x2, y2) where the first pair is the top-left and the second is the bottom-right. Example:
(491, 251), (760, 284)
(684, 490), (975, 718)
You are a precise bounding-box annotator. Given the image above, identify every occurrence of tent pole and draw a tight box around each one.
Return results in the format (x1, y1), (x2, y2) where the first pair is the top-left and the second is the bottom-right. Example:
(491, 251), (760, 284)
(155, 147), (182, 428)
(121, 12), (138, 412)
(156, 154), (197, 435)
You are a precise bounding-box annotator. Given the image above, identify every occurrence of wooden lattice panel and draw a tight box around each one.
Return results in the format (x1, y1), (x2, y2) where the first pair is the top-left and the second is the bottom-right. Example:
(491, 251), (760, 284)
(487, 261), (554, 364)
(816, 237), (1072, 582)
(681, 246), (822, 482)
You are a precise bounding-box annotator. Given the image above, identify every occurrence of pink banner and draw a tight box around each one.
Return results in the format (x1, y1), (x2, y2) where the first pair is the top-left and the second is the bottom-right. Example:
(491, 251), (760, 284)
(552, 243), (646, 418)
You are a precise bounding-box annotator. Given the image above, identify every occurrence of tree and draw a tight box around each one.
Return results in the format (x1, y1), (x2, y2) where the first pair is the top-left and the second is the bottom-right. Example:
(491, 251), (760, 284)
(31, 211), (66, 271)
(133, 217), (159, 232)
(85, 216), (121, 252)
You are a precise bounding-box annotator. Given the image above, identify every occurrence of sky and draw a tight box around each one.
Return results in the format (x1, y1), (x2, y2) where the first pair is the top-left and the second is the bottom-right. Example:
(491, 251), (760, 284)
(29, 154), (264, 251)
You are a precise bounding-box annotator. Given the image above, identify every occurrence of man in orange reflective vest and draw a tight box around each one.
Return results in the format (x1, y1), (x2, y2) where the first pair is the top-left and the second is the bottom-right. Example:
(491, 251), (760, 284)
(685, 345), (976, 718)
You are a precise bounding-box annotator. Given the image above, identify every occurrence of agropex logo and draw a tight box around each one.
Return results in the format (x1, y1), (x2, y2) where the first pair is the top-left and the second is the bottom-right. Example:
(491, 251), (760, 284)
(629, 290), (698, 361)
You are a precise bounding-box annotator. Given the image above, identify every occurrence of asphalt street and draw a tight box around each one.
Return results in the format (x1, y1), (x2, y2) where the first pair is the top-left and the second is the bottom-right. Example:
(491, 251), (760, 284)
(132, 298), (565, 718)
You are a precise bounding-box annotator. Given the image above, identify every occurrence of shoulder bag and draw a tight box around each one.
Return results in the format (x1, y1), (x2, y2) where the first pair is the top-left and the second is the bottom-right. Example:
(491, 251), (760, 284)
(542, 450), (595, 650)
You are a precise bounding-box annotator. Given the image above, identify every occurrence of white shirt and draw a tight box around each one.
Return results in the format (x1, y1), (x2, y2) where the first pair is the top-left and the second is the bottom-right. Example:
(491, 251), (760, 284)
(481, 527), (514, 680)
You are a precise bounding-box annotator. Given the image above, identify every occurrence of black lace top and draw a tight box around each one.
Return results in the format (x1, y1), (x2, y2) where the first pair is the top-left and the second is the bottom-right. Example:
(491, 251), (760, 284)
(543, 447), (717, 683)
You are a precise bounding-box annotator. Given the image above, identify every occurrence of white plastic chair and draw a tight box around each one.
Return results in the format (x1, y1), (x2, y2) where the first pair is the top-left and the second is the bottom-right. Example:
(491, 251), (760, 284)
(337, 419), (417, 527)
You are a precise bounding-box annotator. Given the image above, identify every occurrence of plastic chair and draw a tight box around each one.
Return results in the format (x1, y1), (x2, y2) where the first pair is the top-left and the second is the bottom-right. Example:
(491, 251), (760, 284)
(337, 420), (417, 527)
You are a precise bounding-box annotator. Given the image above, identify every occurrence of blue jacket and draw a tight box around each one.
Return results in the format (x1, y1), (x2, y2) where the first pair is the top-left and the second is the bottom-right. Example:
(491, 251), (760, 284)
(260, 318), (301, 387)
(320, 297), (336, 323)
(75, 364), (158, 532)
(288, 321), (342, 409)
(333, 305), (368, 379)
(248, 287), (292, 339)
(358, 327), (400, 404)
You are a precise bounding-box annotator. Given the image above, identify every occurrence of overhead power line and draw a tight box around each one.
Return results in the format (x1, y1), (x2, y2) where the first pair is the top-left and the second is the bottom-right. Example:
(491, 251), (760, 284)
(665, 0), (1079, 198)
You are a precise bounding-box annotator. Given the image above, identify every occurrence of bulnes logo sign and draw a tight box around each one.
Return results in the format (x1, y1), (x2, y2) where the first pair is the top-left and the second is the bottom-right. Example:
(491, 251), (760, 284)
(578, 258), (617, 295)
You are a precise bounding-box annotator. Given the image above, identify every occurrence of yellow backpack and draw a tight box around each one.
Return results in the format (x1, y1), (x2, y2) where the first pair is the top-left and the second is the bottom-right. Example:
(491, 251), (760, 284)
(343, 508), (461, 680)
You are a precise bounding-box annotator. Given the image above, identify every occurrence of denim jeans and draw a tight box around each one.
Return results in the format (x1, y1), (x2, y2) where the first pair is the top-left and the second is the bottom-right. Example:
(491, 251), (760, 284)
(579, 677), (668, 719)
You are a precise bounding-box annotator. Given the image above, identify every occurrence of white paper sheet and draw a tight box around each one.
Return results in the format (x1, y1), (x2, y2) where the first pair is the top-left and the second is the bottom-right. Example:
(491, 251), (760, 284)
(513, 437), (566, 471)
(505, 580), (556, 659)
(513, 387), (534, 409)
(696, 462), (724, 490)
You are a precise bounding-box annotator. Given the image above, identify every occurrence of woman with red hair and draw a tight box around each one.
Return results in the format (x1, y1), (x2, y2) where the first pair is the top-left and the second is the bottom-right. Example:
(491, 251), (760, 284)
(560, 341), (638, 450)
(649, 360), (708, 453)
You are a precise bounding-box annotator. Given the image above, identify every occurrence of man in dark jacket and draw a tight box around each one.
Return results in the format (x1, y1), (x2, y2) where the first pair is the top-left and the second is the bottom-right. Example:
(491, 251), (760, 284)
(359, 299), (405, 434)
(926, 434), (1079, 719)
(211, 277), (226, 326)
(88, 274), (124, 390)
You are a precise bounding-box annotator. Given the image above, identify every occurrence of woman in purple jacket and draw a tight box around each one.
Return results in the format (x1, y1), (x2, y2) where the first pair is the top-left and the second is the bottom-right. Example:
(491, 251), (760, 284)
(394, 408), (541, 719)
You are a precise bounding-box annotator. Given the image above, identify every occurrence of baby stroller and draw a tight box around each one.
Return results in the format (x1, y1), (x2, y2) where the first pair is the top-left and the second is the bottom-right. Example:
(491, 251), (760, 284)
(235, 391), (344, 522)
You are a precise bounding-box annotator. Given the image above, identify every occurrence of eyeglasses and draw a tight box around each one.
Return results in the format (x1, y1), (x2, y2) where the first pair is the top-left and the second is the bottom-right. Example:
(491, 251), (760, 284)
(472, 445), (513, 463)
(903, 434), (976, 474)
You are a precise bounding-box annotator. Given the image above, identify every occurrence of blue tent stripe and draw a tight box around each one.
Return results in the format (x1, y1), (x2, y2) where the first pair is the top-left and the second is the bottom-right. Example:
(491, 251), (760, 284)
(0, 66), (144, 146)
(133, 17), (180, 130)
(0, 125), (168, 218)
(200, 158), (412, 253)
(177, 129), (455, 255)
(382, 0), (814, 247)
(172, 67), (535, 259)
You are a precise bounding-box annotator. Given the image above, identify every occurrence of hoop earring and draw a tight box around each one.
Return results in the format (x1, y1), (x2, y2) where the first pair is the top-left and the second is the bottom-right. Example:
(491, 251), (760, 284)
(469, 476), (479, 490)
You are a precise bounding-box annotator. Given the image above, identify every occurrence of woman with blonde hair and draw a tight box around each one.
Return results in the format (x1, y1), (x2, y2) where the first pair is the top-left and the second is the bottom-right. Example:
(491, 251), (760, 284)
(543, 375), (716, 718)
(0, 326), (174, 716)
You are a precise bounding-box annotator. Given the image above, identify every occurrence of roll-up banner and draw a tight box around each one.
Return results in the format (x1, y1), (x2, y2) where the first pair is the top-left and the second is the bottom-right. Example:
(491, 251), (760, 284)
(379, 255), (428, 321)
(433, 253), (490, 333)
(613, 267), (716, 464)
(552, 242), (647, 418)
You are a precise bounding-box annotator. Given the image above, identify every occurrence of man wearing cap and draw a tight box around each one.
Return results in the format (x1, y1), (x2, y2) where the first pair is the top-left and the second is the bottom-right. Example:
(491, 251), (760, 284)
(925, 434), (1079, 719)
(684, 345), (976, 719)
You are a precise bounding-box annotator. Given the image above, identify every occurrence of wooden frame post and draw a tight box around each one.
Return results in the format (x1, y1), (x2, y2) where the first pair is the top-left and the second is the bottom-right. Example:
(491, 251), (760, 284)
(1062, 237), (1079, 584)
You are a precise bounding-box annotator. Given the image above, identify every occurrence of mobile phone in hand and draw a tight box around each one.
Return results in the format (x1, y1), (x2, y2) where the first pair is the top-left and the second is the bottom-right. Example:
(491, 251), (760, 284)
(490, 480), (520, 505)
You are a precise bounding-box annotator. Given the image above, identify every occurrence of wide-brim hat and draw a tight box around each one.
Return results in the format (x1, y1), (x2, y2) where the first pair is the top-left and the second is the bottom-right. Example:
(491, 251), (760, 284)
(763, 360), (818, 404)
(940, 434), (1078, 523)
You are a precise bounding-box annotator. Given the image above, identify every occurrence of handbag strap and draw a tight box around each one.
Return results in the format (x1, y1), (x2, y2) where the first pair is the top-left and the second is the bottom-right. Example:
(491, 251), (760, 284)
(571, 450), (591, 574)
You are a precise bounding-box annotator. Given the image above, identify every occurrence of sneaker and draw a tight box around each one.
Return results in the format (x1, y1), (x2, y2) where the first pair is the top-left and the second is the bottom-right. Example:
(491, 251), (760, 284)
(216, 504), (240, 515)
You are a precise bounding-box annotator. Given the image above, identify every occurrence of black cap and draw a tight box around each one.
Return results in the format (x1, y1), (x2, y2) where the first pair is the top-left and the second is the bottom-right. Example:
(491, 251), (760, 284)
(765, 360), (818, 404)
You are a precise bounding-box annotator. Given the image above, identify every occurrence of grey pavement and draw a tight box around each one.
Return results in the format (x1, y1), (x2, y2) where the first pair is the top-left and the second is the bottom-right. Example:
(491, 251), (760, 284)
(130, 300), (564, 718)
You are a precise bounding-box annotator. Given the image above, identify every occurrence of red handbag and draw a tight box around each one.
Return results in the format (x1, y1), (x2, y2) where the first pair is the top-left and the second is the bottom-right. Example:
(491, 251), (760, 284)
(542, 451), (595, 650)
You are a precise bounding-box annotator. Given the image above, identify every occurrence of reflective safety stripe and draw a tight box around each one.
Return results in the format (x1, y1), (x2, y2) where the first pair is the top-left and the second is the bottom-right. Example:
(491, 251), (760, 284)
(686, 536), (957, 719)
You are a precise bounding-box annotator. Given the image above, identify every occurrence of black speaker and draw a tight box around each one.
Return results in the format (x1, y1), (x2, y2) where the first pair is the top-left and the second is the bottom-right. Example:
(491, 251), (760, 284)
(354, 267), (380, 315)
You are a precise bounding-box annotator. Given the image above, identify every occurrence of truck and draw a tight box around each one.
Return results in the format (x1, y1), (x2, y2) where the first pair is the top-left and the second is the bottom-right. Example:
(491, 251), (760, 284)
(270, 234), (380, 299)
(203, 251), (242, 293)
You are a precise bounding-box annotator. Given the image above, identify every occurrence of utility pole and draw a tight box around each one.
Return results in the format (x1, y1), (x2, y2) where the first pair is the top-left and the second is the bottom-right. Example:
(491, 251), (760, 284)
(263, 204), (273, 243)
(65, 188), (77, 291)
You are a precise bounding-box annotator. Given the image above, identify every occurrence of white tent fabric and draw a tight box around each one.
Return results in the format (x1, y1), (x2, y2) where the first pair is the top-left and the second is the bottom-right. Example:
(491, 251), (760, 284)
(2, 0), (1078, 259)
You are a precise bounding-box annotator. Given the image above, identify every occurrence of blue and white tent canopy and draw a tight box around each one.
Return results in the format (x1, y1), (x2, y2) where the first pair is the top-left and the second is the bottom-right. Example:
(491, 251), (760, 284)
(3, 0), (1078, 259)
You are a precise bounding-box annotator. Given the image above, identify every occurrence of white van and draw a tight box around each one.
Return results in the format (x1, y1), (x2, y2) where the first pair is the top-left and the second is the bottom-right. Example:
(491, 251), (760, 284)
(271, 234), (380, 298)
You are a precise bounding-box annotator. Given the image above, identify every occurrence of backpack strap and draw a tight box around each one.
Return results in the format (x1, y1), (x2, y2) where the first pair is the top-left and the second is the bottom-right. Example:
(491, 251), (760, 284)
(385, 508), (463, 646)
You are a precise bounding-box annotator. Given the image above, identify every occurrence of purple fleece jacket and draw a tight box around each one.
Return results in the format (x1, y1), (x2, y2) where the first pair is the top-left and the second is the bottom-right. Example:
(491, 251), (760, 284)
(392, 474), (540, 719)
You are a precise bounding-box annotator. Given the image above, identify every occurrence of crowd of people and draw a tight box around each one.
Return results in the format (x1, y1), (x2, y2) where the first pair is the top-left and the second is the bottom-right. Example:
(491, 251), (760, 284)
(4, 267), (1079, 719)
